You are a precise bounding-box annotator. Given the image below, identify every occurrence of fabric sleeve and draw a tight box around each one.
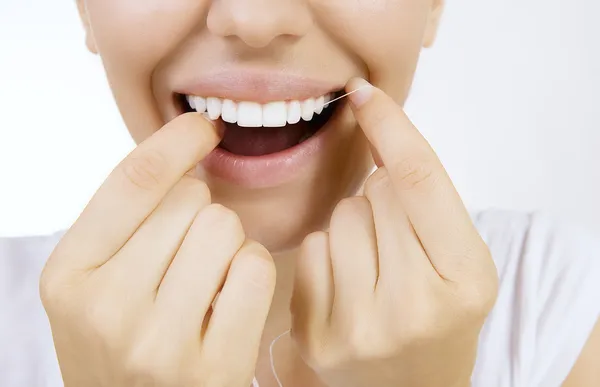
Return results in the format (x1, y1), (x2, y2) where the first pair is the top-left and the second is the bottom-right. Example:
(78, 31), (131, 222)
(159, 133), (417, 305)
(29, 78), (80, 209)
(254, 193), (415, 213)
(526, 213), (600, 386)
(471, 210), (600, 387)
(0, 231), (66, 387)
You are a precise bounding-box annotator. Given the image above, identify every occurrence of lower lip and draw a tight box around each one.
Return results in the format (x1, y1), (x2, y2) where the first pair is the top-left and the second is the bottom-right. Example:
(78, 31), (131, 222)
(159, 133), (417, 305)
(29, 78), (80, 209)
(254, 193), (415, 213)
(201, 108), (341, 189)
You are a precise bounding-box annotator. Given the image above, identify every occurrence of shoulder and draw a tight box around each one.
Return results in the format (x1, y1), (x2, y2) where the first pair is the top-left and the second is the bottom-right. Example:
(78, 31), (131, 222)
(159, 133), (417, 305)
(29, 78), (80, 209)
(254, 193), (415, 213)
(0, 231), (66, 387)
(471, 209), (600, 386)
(473, 209), (600, 295)
(473, 209), (599, 265)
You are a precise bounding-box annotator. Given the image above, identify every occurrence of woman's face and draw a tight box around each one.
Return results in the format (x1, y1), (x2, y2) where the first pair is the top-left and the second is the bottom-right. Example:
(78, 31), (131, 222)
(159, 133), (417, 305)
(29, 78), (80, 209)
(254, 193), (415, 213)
(78, 0), (443, 252)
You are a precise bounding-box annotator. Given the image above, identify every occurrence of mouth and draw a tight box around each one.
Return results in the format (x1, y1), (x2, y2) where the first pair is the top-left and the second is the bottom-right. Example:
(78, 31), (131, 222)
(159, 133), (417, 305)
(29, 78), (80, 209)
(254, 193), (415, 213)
(170, 70), (349, 188)
(177, 89), (344, 157)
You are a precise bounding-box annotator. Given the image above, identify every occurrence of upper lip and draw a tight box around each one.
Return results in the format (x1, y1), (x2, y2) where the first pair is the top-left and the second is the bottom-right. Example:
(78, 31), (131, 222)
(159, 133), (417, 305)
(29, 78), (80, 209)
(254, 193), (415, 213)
(175, 69), (343, 103)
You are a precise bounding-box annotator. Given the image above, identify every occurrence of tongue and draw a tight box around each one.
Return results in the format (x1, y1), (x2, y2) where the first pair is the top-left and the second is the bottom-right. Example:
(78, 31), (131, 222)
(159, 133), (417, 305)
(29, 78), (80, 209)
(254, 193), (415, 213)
(220, 121), (311, 156)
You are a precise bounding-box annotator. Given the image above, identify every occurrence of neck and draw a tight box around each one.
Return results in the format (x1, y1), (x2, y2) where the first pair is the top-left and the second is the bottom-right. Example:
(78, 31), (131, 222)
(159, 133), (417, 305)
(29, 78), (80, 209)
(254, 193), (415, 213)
(266, 247), (297, 336)
(253, 247), (324, 387)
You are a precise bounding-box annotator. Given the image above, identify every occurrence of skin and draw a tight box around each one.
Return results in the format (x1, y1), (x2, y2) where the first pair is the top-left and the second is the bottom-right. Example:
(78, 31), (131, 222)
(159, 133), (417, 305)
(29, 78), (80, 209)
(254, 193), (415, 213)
(38, 0), (599, 386)
(75, 0), (442, 252)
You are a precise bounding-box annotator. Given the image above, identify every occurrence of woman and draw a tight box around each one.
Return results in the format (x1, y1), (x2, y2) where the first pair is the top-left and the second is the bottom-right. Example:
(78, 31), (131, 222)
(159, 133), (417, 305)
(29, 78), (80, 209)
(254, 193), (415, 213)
(1, 0), (599, 386)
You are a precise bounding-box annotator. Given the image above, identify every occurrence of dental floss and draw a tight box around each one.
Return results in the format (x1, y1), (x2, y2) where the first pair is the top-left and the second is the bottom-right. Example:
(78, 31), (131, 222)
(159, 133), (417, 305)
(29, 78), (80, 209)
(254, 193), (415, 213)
(322, 84), (370, 108)
(251, 329), (289, 387)
(252, 86), (366, 387)
(203, 85), (367, 127)
(269, 329), (291, 387)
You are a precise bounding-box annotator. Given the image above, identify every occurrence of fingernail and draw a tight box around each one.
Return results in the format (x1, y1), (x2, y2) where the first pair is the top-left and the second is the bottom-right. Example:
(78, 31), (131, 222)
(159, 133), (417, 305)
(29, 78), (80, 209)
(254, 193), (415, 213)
(347, 78), (373, 108)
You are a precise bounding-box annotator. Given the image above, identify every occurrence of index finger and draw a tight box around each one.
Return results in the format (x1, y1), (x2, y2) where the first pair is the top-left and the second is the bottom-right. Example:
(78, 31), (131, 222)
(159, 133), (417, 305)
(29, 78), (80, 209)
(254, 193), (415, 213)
(347, 78), (481, 272)
(53, 113), (221, 271)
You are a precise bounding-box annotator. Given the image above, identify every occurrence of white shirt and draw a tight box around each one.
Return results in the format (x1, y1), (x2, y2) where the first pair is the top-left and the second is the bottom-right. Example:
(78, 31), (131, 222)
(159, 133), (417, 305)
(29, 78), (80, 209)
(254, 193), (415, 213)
(1, 209), (599, 387)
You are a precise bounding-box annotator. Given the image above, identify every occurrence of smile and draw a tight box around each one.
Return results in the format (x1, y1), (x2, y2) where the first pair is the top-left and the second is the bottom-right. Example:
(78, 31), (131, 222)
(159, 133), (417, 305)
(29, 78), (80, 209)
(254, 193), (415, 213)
(181, 91), (342, 157)
(173, 71), (346, 188)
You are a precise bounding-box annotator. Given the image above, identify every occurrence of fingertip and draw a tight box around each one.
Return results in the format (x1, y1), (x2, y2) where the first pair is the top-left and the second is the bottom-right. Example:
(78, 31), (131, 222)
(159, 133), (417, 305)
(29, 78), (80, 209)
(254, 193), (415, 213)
(231, 239), (276, 296)
(176, 112), (222, 142)
(200, 112), (225, 138)
(346, 77), (374, 108)
(300, 231), (329, 258)
(238, 239), (275, 265)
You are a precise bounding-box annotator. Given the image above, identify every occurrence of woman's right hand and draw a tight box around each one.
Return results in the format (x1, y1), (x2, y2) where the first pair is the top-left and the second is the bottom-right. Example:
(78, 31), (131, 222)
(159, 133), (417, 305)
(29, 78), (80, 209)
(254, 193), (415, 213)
(39, 113), (276, 387)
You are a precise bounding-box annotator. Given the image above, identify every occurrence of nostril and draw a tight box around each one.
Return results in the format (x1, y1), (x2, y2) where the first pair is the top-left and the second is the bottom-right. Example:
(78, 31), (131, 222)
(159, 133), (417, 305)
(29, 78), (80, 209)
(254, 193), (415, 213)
(223, 20), (293, 49)
(206, 1), (312, 48)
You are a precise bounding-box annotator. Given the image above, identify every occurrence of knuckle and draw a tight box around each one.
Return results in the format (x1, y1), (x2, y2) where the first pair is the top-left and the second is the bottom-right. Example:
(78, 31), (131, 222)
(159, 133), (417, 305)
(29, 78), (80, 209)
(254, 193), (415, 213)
(123, 326), (183, 385)
(346, 325), (382, 360)
(390, 154), (438, 191)
(194, 358), (250, 387)
(308, 352), (337, 371)
(124, 350), (171, 386)
(458, 245), (499, 316)
(456, 281), (498, 320)
(457, 280), (498, 319)
(300, 340), (338, 370)
(39, 269), (64, 307)
(392, 300), (438, 341)
(80, 298), (119, 336)
(477, 242), (495, 270)
(120, 149), (169, 190)
(39, 258), (77, 310)
(344, 316), (409, 361)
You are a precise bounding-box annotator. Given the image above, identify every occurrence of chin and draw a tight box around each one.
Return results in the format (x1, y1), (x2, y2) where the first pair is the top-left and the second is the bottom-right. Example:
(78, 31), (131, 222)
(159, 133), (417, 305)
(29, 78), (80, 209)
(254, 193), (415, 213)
(202, 135), (371, 254)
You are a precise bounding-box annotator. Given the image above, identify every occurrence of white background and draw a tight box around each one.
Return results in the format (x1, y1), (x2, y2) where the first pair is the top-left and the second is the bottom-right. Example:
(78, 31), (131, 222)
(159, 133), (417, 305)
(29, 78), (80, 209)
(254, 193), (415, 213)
(0, 0), (599, 237)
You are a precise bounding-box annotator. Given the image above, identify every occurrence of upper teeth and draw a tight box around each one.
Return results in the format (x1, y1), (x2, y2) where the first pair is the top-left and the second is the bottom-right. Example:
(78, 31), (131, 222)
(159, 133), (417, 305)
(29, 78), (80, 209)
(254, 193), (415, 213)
(186, 93), (333, 128)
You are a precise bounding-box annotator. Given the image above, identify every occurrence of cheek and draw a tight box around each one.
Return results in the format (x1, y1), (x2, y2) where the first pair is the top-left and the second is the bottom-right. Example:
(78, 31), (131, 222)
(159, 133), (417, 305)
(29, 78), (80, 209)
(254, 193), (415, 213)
(84, 0), (208, 140)
(313, 0), (430, 99)
(86, 0), (205, 66)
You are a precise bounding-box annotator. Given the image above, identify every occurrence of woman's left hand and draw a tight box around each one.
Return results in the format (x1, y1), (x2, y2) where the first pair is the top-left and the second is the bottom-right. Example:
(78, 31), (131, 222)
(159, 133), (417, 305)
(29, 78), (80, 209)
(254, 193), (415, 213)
(290, 78), (499, 387)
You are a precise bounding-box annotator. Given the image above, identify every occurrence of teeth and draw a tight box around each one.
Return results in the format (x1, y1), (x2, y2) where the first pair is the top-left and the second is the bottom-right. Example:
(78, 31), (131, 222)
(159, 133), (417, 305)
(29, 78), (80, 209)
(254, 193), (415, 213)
(237, 102), (263, 127)
(206, 97), (222, 120)
(193, 96), (207, 113)
(186, 95), (196, 110)
(185, 92), (334, 128)
(301, 98), (315, 121)
(287, 101), (302, 125)
(221, 99), (237, 124)
(314, 95), (325, 115)
(262, 101), (287, 127)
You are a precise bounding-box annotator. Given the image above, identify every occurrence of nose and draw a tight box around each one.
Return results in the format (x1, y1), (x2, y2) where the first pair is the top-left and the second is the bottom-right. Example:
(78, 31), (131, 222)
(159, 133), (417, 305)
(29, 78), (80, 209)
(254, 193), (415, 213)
(207, 0), (312, 48)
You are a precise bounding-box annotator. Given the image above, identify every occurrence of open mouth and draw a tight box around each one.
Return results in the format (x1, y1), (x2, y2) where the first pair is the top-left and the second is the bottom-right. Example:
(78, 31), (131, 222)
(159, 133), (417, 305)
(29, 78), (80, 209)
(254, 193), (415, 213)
(177, 90), (343, 157)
